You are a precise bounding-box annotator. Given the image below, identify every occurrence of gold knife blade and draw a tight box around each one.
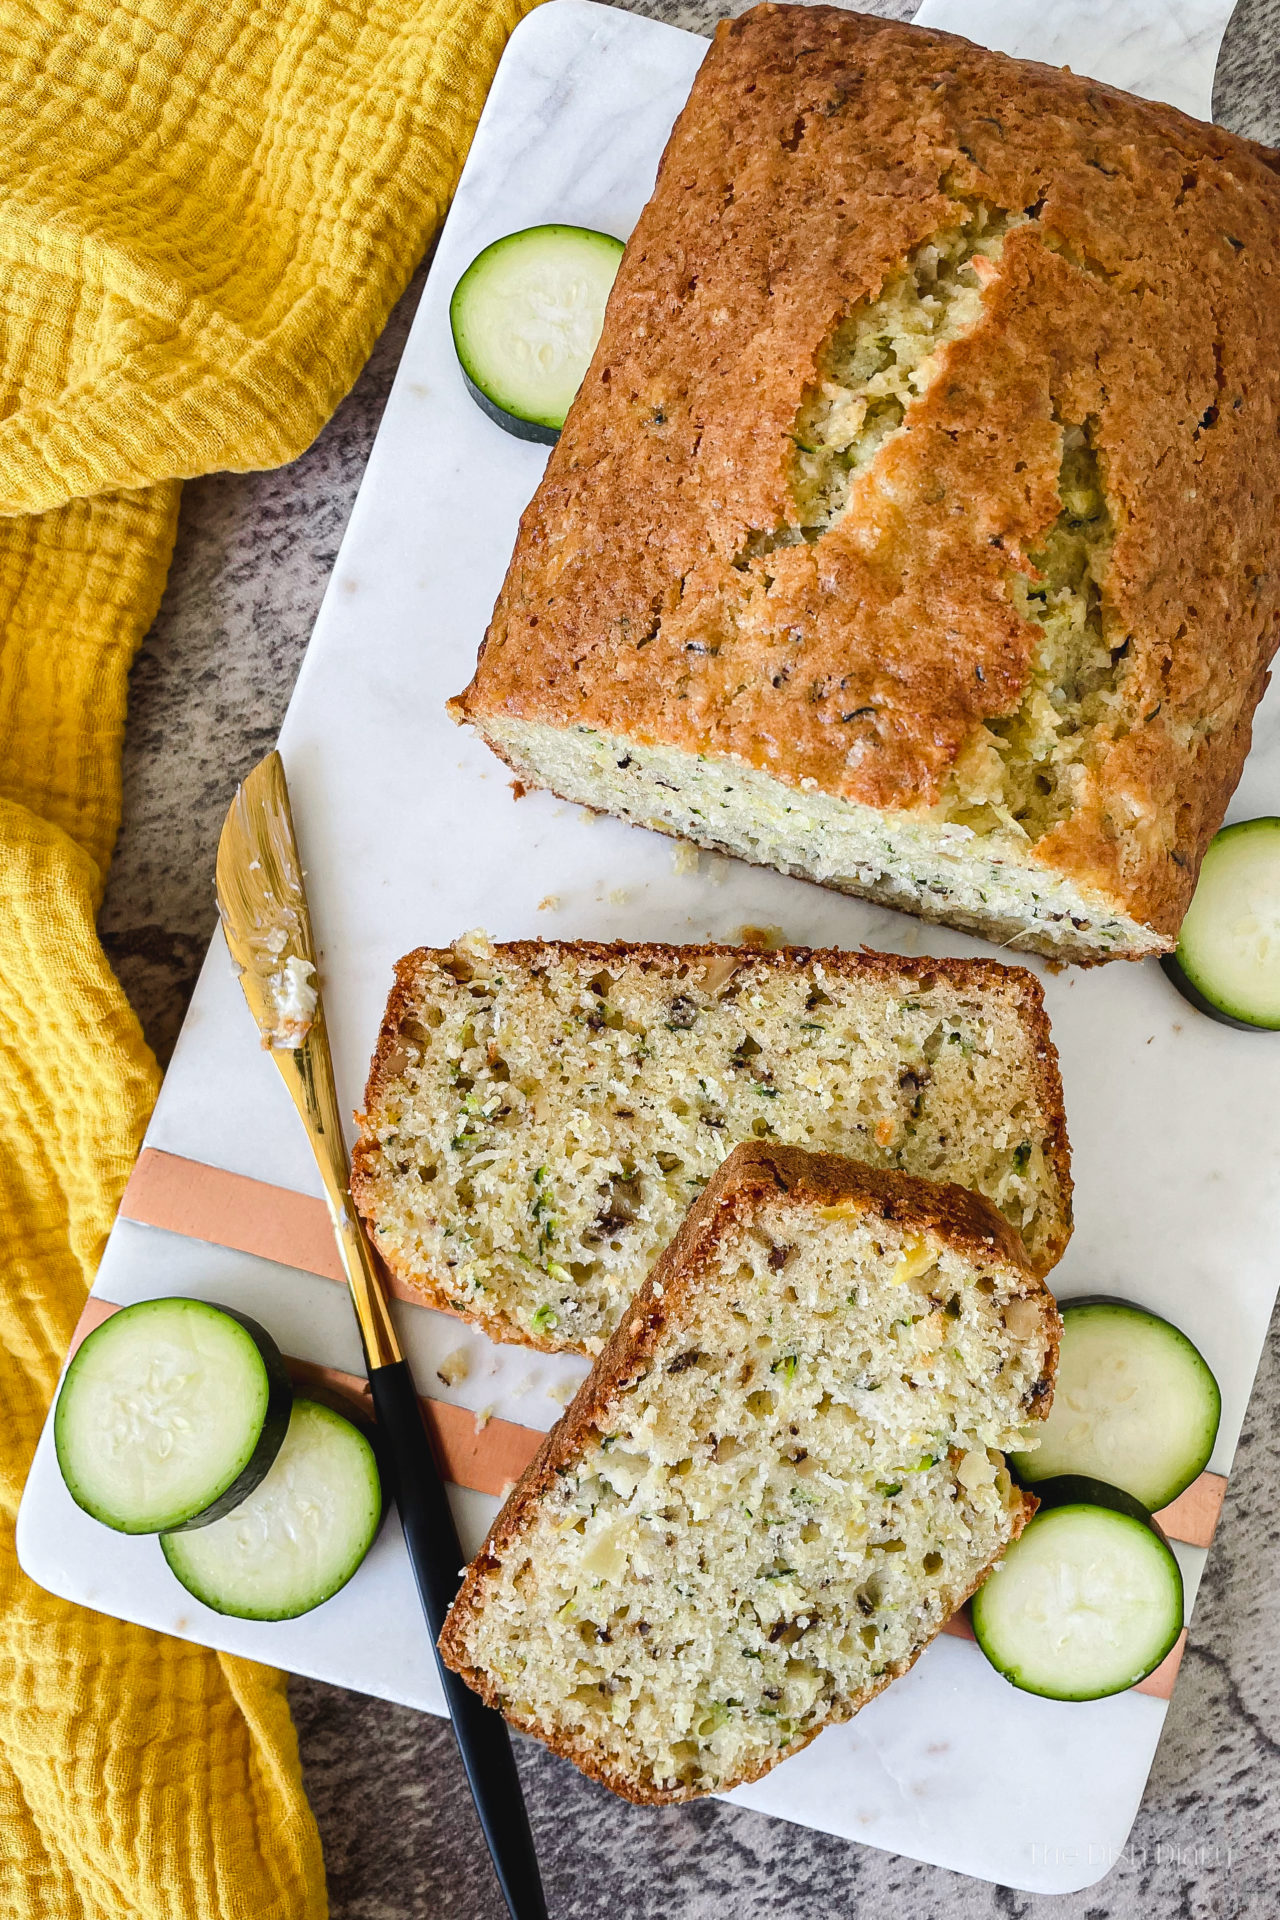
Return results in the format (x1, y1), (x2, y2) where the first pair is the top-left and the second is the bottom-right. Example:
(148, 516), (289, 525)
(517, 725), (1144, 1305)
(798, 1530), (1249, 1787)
(215, 750), (400, 1369)
(218, 754), (549, 1918)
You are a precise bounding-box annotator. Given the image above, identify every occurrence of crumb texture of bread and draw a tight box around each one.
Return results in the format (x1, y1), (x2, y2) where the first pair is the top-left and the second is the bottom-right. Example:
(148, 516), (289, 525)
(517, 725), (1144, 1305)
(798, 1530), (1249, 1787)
(352, 934), (1071, 1354)
(454, 4), (1280, 961)
(439, 1144), (1060, 1802)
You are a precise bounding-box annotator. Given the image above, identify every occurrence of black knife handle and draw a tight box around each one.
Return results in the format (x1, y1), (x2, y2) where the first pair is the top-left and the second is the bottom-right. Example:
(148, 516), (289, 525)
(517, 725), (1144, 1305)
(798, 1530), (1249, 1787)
(367, 1358), (548, 1920)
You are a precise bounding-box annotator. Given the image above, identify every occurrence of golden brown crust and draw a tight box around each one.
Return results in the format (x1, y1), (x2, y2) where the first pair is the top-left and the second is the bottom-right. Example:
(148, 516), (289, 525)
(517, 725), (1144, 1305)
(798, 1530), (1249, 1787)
(438, 1141), (1057, 1801)
(351, 937), (1074, 1326)
(457, 4), (1280, 948)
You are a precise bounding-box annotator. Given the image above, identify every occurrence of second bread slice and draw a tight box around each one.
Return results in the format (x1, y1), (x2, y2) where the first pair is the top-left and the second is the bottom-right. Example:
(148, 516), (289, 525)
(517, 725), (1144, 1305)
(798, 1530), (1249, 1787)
(439, 1143), (1060, 1802)
(352, 933), (1071, 1353)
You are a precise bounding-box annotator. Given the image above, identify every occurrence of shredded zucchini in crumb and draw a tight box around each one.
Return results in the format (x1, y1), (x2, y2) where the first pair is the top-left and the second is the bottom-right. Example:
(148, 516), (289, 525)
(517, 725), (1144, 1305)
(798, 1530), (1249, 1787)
(452, 1185), (1052, 1797)
(354, 936), (1068, 1353)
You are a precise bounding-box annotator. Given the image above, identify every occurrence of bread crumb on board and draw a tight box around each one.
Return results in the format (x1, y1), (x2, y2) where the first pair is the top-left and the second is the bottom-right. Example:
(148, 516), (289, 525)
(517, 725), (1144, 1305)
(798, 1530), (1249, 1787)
(436, 1348), (470, 1387)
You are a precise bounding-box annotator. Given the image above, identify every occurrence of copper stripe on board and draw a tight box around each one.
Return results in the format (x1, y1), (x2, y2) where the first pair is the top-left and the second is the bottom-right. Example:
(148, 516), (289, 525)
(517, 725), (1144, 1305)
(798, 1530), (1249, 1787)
(115, 1148), (1229, 1540)
(104, 1145), (1225, 1699)
(66, 1292), (1199, 1698)
(939, 1609), (1186, 1701)
(65, 1296), (543, 1500)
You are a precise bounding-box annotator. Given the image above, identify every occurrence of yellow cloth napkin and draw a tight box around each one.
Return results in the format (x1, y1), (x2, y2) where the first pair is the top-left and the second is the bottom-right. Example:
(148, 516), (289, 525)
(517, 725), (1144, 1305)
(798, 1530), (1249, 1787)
(0, 0), (536, 1913)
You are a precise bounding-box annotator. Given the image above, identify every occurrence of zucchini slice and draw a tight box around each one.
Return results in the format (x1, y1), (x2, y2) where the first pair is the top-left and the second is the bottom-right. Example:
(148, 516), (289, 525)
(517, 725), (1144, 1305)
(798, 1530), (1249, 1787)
(1011, 1297), (1220, 1512)
(450, 224), (625, 442)
(54, 1297), (291, 1534)
(160, 1397), (383, 1620)
(972, 1477), (1184, 1700)
(1162, 817), (1280, 1029)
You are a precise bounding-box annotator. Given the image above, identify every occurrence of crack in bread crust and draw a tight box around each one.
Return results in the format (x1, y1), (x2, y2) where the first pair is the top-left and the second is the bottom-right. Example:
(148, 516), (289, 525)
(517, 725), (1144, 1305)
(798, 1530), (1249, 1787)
(455, 4), (1280, 958)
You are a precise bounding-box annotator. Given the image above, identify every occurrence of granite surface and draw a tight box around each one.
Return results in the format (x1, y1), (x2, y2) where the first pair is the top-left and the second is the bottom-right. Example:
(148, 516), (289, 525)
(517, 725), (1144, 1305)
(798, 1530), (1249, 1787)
(99, 1), (1280, 1912)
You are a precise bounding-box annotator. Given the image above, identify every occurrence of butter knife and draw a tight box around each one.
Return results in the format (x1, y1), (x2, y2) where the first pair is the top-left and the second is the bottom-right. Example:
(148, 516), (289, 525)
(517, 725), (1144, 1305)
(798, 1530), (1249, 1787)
(216, 749), (547, 1920)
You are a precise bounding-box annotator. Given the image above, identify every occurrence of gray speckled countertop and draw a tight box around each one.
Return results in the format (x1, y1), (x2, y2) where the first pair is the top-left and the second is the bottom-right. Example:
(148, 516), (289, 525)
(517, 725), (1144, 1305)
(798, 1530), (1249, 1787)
(100, 2), (1280, 1912)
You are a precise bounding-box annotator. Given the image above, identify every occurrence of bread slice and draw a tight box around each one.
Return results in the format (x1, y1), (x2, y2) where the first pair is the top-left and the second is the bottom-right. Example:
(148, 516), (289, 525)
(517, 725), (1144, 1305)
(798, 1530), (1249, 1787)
(352, 933), (1071, 1354)
(451, 6), (1280, 963)
(438, 1142), (1060, 1803)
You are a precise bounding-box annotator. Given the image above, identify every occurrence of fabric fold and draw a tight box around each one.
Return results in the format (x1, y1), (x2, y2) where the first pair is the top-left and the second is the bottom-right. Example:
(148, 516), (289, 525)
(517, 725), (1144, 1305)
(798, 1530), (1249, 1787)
(0, 0), (539, 1912)
(0, 0), (535, 515)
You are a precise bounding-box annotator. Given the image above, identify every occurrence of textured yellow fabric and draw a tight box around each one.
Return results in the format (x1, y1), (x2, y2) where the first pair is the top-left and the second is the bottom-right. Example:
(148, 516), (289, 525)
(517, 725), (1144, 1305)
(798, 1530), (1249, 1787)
(0, 0), (536, 1914)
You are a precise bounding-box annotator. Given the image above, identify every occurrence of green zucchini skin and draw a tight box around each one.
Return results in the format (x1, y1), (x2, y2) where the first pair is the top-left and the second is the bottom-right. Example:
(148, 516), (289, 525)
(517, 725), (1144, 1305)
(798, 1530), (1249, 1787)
(54, 1297), (293, 1536)
(1160, 953), (1270, 1032)
(460, 365), (560, 445)
(164, 1308), (294, 1532)
(1026, 1473), (1173, 1535)
(282, 1369), (383, 1468)
(160, 1397), (385, 1620)
(1011, 1296), (1220, 1512)
(1163, 818), (1280, 1030)
(972, 1478), (1184, 1701)
(450, 223), (625, 442)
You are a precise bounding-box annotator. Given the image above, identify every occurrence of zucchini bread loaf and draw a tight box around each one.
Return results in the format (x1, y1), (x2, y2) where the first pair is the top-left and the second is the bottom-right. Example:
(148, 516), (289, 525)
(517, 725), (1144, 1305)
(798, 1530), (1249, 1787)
(351, 932), (1070, 1353)
(452, 4), (1280, 962)
(439, 1143), (1060, 1801)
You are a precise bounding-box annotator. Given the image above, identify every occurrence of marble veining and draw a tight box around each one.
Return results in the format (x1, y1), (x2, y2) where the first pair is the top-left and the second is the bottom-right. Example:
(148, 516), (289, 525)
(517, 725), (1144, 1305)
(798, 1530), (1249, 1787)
(50, 0), (1280, 1912)
(916, 0), (1237, 120)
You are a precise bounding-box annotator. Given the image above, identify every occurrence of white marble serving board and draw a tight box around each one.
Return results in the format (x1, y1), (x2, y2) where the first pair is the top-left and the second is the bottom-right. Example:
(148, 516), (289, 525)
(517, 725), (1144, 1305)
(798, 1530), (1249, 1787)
(18, 0), (1273, 1894)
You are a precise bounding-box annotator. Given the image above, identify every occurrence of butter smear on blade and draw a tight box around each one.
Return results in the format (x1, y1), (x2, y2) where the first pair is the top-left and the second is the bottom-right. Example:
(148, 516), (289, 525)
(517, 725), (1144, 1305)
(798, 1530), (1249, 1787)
(267, 954), (318, 1049)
